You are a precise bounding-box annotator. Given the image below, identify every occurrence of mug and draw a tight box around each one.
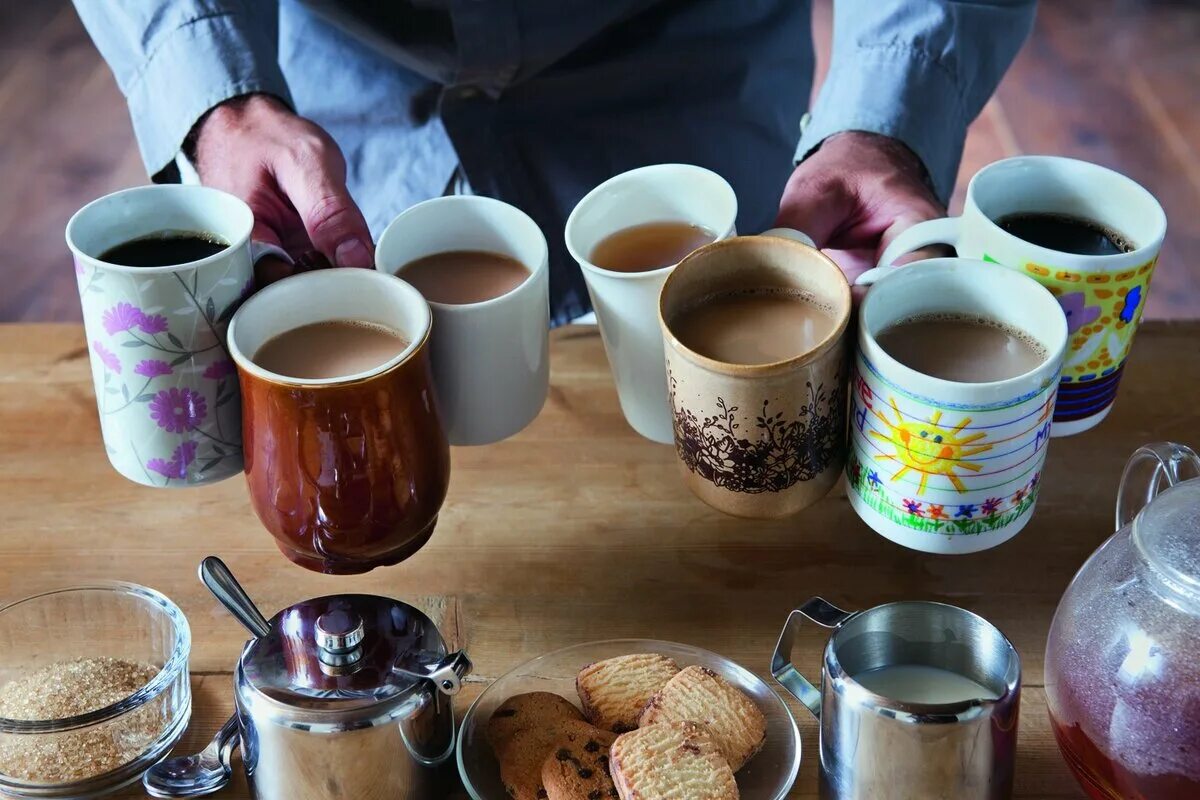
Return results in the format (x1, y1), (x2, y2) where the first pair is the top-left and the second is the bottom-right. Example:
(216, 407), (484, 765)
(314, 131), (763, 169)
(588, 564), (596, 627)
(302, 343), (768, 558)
(849, 259), (1067, 554)
(227, 269), (450, 574)
(771, 597), (1021, 800)
(867, 156), (1166, 437)
(376, 196), (550, 446)
(565, 164), (738, 443)
(658, 231), (850, 518)
(66, 185), (283, 488)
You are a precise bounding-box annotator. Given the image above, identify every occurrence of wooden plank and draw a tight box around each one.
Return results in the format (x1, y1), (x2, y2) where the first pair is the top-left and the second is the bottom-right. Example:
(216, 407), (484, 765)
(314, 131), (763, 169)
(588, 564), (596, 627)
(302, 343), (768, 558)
(1, 322), (1196, 798)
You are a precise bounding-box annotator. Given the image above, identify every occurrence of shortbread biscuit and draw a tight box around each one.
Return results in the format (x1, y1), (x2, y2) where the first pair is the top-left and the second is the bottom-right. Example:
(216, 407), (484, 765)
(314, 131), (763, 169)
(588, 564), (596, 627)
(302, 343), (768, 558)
(638, 666), (766, 771)
(610, 720), (738, 800)
(499, 719), (612, 800)
(488, 691), (585, 750)
(576, 653), (680, 732)
(540, 725), (619, 800)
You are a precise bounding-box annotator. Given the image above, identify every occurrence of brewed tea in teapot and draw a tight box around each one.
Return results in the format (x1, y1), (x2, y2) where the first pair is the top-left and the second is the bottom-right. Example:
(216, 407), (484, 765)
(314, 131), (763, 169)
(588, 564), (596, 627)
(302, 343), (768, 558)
(1045, 442), (1200, 800)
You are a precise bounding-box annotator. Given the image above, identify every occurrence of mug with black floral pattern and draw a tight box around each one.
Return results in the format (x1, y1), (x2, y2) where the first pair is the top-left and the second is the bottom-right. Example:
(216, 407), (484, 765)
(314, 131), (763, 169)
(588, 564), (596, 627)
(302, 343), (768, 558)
(66, 185), (282, 487)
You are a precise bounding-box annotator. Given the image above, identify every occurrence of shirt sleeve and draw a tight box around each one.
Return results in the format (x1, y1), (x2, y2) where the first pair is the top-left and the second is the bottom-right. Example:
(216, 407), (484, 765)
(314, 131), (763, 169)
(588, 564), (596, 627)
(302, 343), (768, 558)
(796, 0), (1036, 203)
(72, 1), (294, 179)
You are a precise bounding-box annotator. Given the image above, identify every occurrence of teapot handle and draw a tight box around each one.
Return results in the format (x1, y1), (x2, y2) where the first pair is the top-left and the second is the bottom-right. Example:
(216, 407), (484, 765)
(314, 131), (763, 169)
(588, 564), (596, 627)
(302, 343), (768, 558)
(1116, 442), (1200, 531)
(769, 597), (857, 720)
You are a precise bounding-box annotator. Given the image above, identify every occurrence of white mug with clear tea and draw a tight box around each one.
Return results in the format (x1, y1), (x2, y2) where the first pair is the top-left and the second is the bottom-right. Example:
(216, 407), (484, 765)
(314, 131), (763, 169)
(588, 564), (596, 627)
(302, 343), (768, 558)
(565, 164), (738, 443)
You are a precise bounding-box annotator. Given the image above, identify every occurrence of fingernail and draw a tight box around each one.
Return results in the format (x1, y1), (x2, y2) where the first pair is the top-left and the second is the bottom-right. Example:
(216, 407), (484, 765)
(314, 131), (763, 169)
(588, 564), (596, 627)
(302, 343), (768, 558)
(334, 238), (373, 268)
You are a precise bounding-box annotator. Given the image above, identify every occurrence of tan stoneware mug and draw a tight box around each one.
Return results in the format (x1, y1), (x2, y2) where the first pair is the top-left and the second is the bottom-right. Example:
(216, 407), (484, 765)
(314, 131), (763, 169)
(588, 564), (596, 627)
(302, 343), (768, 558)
(658, 230), (852, 518)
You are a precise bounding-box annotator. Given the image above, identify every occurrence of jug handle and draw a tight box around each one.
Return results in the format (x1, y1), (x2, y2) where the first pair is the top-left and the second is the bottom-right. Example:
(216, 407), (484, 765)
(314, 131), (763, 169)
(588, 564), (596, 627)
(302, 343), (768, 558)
(1116, 442), (1200, 531)
(770, 597), (856, 720)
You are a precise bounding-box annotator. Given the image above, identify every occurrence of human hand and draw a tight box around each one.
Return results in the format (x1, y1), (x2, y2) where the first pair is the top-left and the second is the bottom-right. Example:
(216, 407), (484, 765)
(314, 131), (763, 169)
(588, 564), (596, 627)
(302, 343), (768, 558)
(189, 93), (374, 286)
(775, 131), (949, 286)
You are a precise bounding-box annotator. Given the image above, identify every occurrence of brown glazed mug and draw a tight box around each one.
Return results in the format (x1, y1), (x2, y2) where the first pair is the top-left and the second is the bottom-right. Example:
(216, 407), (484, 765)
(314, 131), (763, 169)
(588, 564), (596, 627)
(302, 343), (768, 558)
(227, 268), (450, 574)
(658, 230), (852, 518)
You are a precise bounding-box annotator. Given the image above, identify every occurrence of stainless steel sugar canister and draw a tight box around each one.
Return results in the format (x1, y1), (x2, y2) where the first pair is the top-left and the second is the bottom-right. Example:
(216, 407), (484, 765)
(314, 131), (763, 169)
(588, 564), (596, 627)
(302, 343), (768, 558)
(234, 593), (472, 800)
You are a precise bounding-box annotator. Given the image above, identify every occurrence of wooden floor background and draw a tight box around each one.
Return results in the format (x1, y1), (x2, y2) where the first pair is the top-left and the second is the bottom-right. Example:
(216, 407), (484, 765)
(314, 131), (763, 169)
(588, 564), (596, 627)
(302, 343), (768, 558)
(2, 0), (1197, 322)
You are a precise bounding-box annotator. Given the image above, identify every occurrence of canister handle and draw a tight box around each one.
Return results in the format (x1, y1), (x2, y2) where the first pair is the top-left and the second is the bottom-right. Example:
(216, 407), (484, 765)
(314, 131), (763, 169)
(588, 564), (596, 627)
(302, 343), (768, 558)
(770, 597), (856, 720)
(1116, 442), (1200, 530)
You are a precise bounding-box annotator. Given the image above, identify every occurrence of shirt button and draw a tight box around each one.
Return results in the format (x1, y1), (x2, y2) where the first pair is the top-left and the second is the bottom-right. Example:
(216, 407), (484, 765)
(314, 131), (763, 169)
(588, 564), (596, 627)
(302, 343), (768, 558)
(456, 86), (480, 100)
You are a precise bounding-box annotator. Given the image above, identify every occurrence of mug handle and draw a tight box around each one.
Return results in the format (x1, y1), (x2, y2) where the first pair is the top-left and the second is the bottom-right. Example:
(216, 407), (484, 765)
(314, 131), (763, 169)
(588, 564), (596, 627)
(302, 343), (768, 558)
(250, 241), (293, 265)
(761, 227), (817, 248)
(769, 597), (857, 720)
(1115, 442), (1200, 531)
(855, 216), (963, 286)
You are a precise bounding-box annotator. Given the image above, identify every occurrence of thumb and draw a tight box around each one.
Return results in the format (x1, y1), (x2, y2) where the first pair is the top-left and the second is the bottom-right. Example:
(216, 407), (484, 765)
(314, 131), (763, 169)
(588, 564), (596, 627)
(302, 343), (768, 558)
(274, 145), (375, 268)
(774, 173), (855, 249)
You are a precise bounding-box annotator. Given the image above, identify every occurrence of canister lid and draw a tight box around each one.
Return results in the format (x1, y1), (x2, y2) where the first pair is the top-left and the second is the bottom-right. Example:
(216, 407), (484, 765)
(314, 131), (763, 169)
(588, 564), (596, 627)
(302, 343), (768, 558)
(237, 594), (453, 723)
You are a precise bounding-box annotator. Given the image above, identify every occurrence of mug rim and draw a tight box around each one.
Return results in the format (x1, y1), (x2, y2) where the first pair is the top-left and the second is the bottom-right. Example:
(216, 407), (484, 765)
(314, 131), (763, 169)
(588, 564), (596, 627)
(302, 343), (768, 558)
(376, 194), (549, 312)
(824, 600), (1021, 717)
(227, 268), (432, 388)
(859, 258), (1068, 395)
(564, 163), (738, 281)
(658, 234), (852, 376)
(65, 185), (254, 275)
(965, 155), (1167, 265)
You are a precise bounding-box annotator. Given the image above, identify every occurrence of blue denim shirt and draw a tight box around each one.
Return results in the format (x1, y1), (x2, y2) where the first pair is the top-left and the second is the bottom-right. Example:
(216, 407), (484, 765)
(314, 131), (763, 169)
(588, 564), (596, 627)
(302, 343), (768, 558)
(74, 0), (1034, 324)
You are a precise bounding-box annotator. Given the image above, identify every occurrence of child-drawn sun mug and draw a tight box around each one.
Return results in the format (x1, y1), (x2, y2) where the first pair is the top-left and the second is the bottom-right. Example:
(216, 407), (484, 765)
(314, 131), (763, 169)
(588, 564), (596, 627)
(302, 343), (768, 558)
(863, 156), (1166, 437)
(66, 185), (287, 488)
(848, 258), (1068, 554)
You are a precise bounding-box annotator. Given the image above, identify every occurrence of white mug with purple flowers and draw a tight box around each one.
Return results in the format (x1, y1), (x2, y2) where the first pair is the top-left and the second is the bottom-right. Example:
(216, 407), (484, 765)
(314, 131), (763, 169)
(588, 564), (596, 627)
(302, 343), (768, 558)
(863, 155), (1166, 437)
(848, 259), (1068, 554)
(66, 185), (283, 488)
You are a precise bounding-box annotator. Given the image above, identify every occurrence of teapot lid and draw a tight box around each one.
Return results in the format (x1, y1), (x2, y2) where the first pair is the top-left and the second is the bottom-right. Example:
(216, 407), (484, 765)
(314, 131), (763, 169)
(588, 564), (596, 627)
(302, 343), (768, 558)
(237, 594), (470, 727)
(1136, 482), (1200, 599)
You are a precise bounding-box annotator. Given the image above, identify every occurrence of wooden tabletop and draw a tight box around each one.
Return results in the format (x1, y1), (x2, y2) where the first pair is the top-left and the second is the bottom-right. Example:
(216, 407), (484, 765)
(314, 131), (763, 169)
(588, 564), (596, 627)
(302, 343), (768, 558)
(3, 321), (1198, 799)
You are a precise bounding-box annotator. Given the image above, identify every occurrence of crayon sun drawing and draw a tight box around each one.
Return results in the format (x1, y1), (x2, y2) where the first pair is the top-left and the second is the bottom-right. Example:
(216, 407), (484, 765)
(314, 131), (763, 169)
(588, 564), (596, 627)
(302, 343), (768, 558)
(869, 398), (992, 494)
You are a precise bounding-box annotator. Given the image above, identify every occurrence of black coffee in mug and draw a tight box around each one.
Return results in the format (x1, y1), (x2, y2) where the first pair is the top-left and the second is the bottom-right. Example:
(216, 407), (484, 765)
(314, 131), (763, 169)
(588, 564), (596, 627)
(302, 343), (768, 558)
(997, 212), (1133, 256)
(99, 231), (229, 267)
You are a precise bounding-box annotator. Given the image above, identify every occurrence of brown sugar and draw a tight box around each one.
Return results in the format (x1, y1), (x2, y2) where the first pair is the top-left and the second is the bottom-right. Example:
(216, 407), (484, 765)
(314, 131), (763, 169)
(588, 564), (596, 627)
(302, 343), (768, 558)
(0, 657), (163, 783)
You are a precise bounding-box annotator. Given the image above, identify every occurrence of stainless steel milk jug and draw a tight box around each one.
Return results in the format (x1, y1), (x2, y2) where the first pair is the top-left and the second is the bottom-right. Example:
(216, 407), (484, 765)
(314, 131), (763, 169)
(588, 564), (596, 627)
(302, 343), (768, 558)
(771, 597), (1021, 800)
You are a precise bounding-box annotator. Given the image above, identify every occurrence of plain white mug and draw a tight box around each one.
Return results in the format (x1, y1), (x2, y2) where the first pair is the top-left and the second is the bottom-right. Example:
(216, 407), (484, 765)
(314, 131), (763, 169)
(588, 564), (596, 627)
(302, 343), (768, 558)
(565, 164), (738, 444)
(376, 196), (550, 446)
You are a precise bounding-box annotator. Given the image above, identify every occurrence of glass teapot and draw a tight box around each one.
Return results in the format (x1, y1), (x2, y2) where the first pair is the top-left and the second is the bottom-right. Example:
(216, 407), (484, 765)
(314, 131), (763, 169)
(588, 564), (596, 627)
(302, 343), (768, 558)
(1045, 442), (1200, 800)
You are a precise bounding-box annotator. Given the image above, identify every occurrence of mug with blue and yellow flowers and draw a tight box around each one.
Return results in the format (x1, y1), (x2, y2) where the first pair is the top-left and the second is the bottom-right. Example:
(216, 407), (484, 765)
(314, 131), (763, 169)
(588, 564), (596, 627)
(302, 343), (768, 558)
(848, 259), (1068, 554)
(867, 156), (1166, 437)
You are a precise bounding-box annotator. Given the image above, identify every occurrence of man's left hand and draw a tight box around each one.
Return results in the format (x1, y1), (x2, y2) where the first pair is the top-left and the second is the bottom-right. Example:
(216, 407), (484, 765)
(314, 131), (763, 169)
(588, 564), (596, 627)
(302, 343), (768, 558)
(775, 131), (947, 285)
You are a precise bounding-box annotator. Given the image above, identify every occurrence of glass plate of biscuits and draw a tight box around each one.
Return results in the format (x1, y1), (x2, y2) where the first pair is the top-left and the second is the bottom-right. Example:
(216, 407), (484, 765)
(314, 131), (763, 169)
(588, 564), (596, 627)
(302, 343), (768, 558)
(457, 639), (801, 800)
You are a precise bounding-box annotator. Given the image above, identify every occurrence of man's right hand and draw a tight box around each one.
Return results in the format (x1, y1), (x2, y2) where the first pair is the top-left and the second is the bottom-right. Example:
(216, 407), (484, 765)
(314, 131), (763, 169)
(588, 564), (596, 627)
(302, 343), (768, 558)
(190, 93), (374, 286)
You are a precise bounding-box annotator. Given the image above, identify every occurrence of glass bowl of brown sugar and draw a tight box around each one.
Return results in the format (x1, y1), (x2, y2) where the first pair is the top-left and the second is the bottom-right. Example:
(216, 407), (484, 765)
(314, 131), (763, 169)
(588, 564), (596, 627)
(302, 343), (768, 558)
(0, 583), (191, 798)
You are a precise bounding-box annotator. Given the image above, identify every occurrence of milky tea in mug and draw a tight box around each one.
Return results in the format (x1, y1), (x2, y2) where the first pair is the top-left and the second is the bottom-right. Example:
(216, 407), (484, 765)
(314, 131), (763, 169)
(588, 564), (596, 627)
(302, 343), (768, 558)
(847, 259), (1068, 554)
